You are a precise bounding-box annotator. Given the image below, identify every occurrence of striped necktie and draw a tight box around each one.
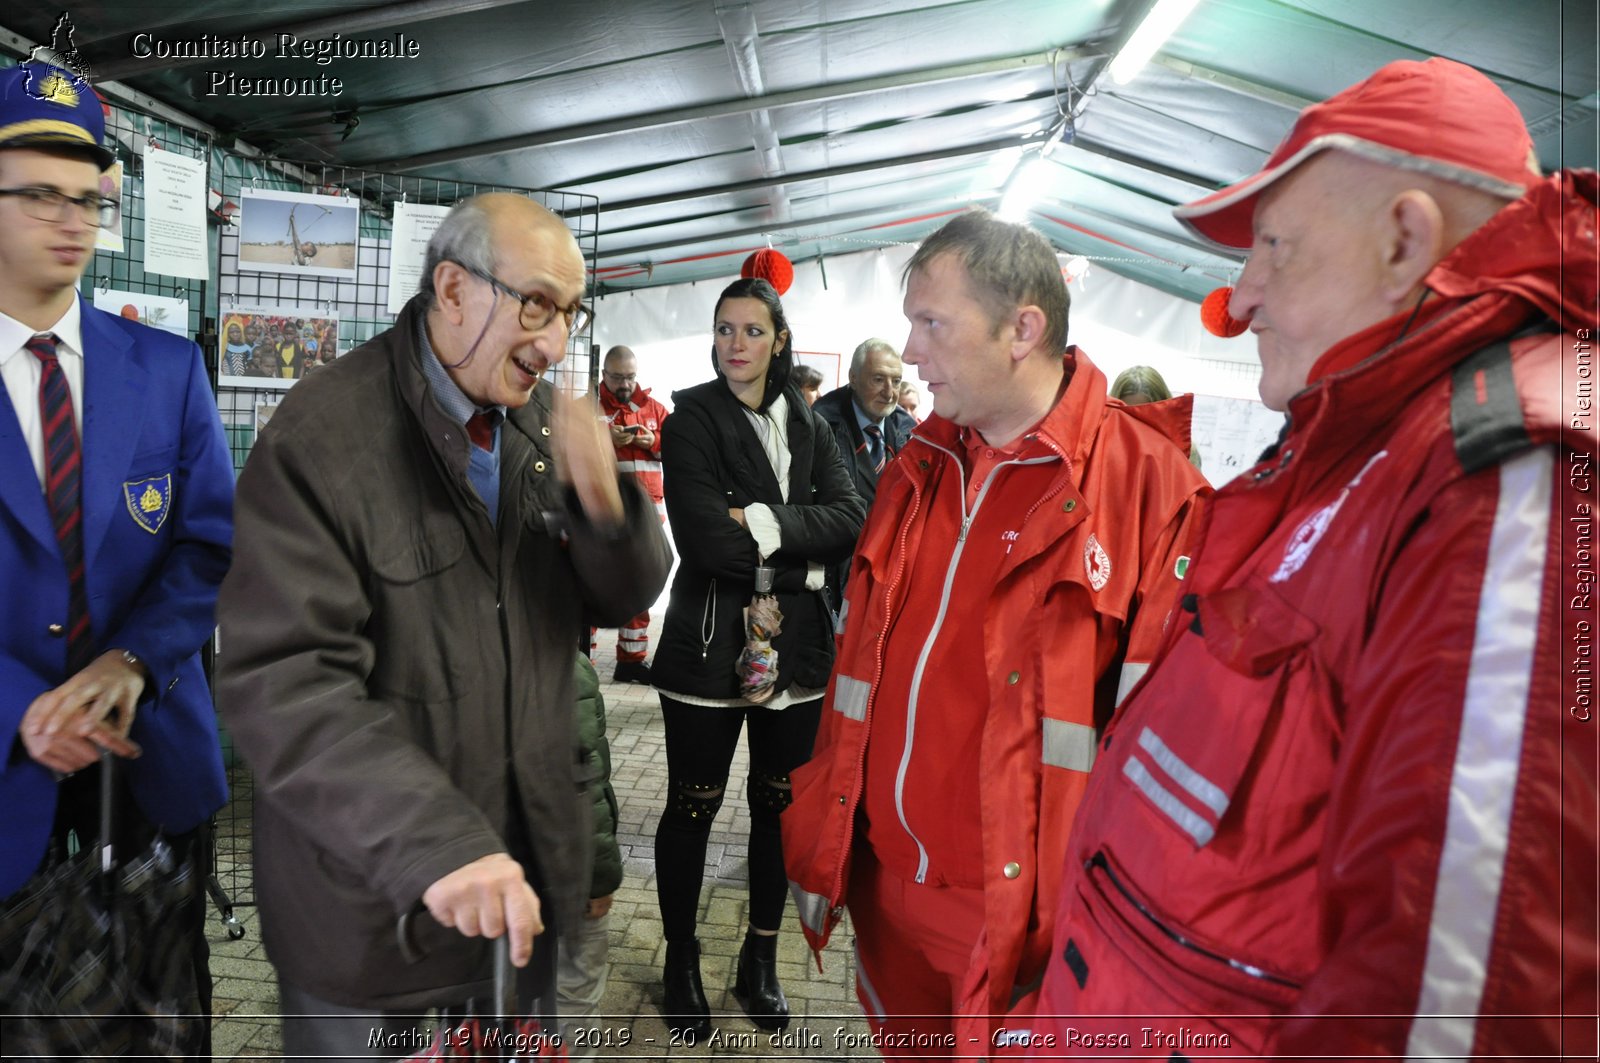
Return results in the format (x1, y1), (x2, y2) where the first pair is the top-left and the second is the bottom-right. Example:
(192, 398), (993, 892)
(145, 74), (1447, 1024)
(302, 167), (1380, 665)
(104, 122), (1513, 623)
(28, 334), (93, 673)
(863, 423), (886, 474)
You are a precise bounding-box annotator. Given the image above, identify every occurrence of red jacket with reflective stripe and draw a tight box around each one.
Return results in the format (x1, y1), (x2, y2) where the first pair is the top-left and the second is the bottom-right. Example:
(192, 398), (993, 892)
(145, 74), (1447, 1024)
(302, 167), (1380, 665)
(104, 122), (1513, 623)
(600, 383), (668, 503)
(782, 347), (1209, 1048)
(1032, 172), (1599, 1060)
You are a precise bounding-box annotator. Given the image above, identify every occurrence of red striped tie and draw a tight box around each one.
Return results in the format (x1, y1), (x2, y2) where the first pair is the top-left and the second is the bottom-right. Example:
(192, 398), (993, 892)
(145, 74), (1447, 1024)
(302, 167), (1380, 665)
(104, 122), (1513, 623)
(863, 423), (886, 474)
(29, 334), (92, 674)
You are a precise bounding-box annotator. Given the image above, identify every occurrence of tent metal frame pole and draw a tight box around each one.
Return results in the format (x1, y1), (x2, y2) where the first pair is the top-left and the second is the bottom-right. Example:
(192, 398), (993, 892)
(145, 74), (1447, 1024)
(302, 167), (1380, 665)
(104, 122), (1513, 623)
(377, 47), (1096, 172)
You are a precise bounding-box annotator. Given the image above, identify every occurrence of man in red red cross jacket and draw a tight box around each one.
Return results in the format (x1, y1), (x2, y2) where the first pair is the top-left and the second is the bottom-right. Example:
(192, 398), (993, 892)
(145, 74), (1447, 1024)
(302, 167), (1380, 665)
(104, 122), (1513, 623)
(595, 344), (670, 683)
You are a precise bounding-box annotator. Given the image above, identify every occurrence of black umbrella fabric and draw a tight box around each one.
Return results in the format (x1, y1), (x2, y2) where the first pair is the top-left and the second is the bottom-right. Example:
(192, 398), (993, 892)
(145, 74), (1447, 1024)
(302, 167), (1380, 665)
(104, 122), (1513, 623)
(0, 755), (204, 1060)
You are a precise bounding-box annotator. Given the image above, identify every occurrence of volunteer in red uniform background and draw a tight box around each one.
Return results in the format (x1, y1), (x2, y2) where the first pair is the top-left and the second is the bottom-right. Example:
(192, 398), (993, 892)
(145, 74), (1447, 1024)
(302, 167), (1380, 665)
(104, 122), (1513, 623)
(782, 208), (1210, 1054)
(595, 344), (669, 684)
(1031, 57), (1598, 1060)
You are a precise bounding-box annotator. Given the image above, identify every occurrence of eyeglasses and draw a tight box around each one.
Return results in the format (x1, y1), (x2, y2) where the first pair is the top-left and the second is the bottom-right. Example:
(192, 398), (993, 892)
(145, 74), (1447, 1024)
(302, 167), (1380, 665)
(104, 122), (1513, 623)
(602, 372), (637, 383)
(0, 187), (119, 230)
(453, 261), (591, 334)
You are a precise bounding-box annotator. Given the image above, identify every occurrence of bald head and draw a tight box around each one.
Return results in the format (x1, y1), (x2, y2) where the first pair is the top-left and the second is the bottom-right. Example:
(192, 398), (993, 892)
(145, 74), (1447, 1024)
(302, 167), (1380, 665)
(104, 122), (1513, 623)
(420, 193), (580, 308)
(475, 193), (575, 245)
(420, 192), (587, 408)
(603, 344), (640, 401)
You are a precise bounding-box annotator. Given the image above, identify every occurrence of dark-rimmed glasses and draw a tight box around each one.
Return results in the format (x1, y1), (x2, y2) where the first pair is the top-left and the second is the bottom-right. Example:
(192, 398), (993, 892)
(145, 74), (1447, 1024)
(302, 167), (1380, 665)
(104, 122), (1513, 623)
(0, 187), (119, 230)
(453, 260), (591, 334)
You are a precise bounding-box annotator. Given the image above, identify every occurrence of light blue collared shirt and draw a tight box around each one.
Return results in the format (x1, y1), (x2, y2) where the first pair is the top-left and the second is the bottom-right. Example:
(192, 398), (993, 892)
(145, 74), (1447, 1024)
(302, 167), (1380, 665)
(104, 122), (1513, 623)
(418, 322), (506, 523)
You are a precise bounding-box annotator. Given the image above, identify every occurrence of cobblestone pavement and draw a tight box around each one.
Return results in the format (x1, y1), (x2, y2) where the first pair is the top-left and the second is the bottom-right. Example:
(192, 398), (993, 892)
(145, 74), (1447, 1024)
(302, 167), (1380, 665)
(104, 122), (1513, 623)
(206, 627), (872, 1061)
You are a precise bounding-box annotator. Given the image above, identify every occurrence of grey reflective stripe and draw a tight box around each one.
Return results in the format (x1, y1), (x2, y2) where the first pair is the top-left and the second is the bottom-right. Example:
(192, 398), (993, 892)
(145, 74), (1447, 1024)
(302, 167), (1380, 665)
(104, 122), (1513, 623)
(1114, 661), (1149, 706)
(1041, 718), (1097, 773)
(833, 674), (869, 721)
(616, 459), (664, 474)
(835, 597), (849, 636)
(1122, 757), (1215, 847)
(853, 940), (887, 1025)
(1406, 449), (1551, 1062)
(789, 881), (832, 937)
(1137, 726), (1229, 818)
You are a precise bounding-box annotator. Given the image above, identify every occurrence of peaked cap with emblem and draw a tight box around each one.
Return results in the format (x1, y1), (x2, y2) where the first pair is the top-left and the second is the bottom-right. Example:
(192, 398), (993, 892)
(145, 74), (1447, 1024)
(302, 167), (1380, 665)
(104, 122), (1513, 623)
(0, 61), (115, 170)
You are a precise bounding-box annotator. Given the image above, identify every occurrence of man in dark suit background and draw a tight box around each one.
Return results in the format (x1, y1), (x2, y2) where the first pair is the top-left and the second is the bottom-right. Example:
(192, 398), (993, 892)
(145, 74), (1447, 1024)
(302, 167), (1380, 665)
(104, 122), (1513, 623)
(0, 60), (234, 1055)
(811, 337), (914, 589)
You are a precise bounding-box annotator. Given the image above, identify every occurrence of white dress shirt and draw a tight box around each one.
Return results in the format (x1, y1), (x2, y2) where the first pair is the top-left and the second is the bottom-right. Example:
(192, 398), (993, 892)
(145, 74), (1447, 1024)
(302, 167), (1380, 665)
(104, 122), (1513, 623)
(0, 296), (86, 488)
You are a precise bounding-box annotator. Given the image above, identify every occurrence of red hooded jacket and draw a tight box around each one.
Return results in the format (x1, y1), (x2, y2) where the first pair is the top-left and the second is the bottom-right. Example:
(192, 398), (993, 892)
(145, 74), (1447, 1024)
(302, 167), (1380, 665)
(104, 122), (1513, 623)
(1031, 173), (1599, 1059)
(783, 347), (1209, 1049)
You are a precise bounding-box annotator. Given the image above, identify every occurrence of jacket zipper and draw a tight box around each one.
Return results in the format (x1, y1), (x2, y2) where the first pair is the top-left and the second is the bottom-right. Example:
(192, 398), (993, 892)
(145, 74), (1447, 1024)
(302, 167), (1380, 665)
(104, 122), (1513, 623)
(894, 443), (1056, 883)
(1086, 850), (1302, 988)
(699, 577), (716, 661)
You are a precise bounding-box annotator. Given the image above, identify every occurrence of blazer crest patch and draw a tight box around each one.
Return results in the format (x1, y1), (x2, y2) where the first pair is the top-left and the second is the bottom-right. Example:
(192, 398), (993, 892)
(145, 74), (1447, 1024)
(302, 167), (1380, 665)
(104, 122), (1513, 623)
(123, 474), (173, 534)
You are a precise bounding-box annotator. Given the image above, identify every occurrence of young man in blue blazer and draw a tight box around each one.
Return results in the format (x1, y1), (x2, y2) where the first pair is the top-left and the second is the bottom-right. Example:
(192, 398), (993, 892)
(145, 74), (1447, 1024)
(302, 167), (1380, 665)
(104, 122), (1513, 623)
(0, 60), (234, 1054)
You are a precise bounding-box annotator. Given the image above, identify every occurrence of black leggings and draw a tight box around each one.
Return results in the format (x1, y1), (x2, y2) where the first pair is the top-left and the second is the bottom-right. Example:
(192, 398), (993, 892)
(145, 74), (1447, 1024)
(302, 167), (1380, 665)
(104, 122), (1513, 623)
(654, 694), (822, 943)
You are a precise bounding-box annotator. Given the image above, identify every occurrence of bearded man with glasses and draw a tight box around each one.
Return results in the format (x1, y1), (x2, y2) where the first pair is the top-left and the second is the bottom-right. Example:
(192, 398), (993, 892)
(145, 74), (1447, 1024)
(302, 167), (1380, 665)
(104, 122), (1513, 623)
(588, 343), (670, 685)
(218, 192), (671, 1058)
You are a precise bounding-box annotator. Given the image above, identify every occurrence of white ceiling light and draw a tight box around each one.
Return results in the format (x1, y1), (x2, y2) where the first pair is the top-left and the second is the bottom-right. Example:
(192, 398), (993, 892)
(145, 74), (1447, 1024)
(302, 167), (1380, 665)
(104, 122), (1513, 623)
(1109, 0), (1202, 85)
(995, 112), (1071, 221)
(999, 156), (1052, 221)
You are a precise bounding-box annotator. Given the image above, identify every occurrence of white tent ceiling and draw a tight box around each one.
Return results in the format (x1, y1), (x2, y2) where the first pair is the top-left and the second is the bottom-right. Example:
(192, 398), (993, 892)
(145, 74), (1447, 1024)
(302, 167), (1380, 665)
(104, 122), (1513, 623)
(4, 0), (1593, 303)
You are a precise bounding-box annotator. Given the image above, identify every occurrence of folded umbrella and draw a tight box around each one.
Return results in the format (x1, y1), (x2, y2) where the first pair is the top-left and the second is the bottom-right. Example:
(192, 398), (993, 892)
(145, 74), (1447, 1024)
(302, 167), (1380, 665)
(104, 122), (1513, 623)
(737, 565), (782, 704)
(0, 752), (205, 1060)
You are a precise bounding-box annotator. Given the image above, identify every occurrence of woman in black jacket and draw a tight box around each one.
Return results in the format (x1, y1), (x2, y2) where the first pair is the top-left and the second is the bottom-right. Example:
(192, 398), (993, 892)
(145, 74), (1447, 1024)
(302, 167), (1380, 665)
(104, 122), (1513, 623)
(652, 278), (865, 1038)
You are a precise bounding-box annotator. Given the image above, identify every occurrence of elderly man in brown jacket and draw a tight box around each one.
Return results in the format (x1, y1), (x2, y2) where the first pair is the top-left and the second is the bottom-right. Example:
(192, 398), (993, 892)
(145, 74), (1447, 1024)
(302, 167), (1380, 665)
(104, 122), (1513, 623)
(217, 195), (671, 1059)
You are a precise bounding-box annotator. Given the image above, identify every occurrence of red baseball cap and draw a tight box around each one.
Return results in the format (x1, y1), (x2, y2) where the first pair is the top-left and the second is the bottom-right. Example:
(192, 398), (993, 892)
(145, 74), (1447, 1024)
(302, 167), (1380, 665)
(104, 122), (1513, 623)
(1174, 58), (1540, 250)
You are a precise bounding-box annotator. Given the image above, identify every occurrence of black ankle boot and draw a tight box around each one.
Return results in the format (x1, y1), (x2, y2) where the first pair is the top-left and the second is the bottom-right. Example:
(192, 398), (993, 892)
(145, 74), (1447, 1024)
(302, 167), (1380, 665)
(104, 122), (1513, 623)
(733, 930), (789, 1031)
(662, 939), (712, 1041)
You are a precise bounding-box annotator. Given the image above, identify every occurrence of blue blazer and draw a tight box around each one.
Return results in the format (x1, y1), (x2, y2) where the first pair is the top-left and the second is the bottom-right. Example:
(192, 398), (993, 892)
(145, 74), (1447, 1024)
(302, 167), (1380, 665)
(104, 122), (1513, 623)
(0, 303), (233, 897)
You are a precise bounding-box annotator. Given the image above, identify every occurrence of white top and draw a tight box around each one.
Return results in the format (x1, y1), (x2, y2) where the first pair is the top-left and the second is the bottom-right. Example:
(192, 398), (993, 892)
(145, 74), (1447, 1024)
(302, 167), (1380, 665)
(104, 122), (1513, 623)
(0, 296), (86, 487)
(658, 392), (826, 709)
(740, 394), (825, 592)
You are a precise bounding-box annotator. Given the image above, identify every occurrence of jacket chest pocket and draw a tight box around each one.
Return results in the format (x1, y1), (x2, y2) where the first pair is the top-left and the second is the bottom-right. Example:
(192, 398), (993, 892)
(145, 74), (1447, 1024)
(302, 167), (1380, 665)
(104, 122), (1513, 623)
(369, 518), (466, 585)
(127, 440), (178, 478)
(1115, 576), (1327, 852)
(366, 522), (471, 701)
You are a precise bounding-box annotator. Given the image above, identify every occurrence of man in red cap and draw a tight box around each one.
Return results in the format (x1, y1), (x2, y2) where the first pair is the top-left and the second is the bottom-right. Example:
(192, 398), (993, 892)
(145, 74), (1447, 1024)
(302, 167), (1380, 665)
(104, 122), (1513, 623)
(1029, 58), (1597, 1059)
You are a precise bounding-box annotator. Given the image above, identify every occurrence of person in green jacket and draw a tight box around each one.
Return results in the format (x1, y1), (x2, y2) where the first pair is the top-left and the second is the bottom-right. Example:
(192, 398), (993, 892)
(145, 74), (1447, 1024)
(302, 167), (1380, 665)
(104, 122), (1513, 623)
(557, 654), (623, 1058)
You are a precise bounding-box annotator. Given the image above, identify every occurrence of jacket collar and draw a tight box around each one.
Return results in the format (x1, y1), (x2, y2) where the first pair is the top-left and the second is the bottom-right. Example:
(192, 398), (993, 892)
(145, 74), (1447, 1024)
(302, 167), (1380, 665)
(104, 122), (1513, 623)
(390, 296), (553, 568)
(600, 381), (653, 413)
(79, 305), (146, 569)
(909, 345), (1111, 479)
(394, 297), (463, 469)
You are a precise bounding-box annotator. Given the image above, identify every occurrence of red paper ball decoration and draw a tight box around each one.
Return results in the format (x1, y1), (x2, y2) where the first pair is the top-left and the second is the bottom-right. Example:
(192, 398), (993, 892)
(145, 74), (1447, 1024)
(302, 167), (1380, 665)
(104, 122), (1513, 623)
(741, 248), (795, 295)
(1200, 286), (1249, 337)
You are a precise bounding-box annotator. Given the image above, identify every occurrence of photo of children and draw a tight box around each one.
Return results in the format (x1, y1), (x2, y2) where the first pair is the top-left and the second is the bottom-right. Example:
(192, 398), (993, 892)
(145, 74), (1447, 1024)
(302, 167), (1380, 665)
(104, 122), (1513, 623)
(218, 305), (340, 390)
